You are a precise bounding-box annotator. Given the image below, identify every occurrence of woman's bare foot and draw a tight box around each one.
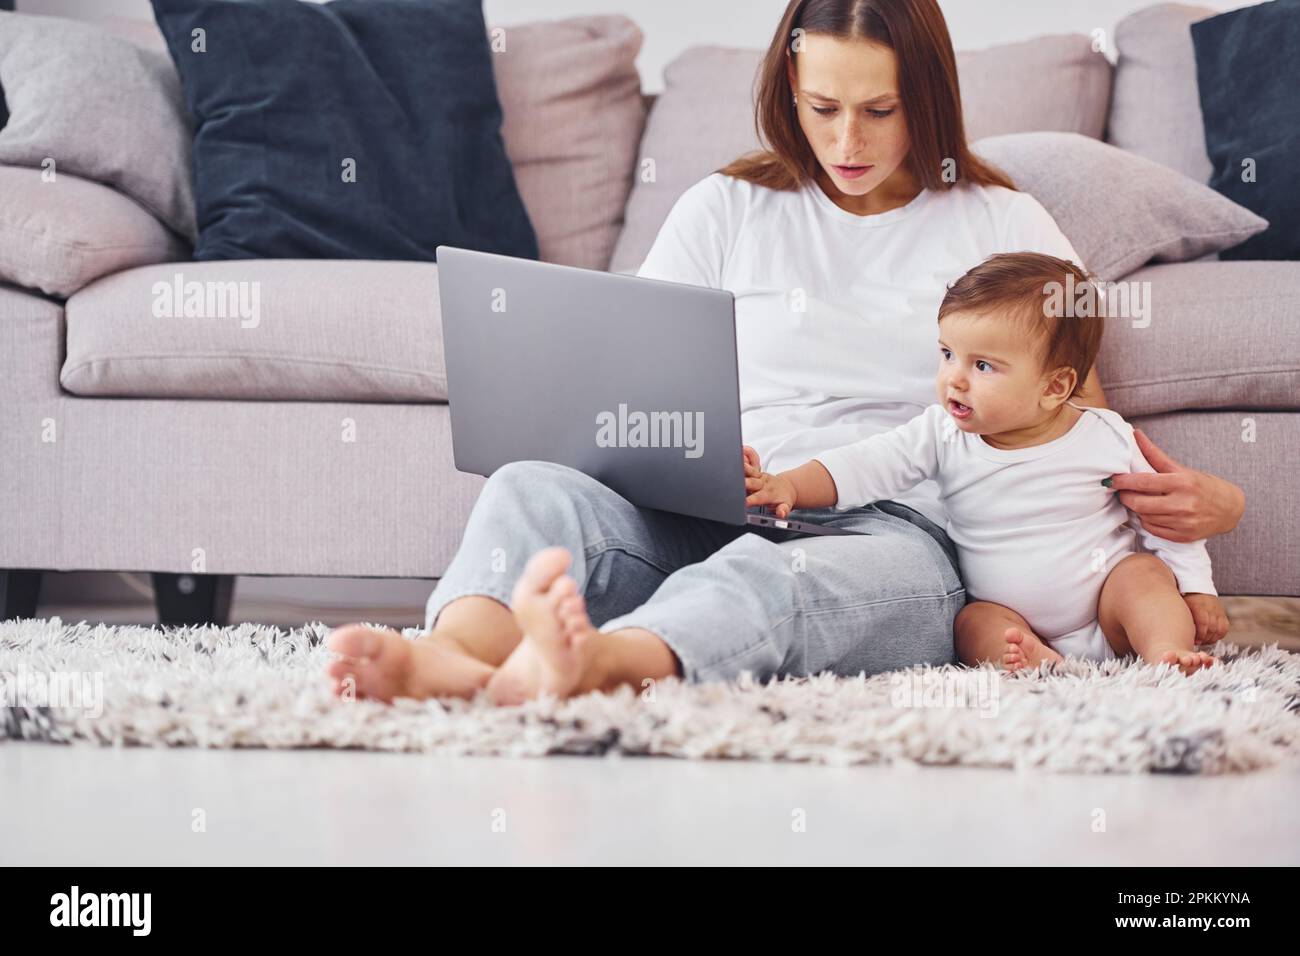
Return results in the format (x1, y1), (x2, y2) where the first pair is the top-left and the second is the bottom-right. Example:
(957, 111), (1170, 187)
(1002, 626), (1063, 672)
(325, 625), (495, 702)
(1150, 646), (1218, 676)
(485, 547), (602, 706)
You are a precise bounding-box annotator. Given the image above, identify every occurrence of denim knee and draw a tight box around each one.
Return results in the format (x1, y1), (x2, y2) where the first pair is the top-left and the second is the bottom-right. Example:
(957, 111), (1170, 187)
(478, 459), (596, 507)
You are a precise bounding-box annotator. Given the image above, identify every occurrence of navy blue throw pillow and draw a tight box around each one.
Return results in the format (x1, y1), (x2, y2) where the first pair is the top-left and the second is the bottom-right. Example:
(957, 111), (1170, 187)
(150, 0), (537, 262)
(1192, 0), (1300, 260)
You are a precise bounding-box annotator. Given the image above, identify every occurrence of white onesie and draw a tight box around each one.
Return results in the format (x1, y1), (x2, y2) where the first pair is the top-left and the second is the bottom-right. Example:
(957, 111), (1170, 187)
(813, 401), (1218, 661)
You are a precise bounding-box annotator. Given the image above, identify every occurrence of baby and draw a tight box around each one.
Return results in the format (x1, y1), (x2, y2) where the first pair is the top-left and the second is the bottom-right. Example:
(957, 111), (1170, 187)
(746, 251), (1226, 675)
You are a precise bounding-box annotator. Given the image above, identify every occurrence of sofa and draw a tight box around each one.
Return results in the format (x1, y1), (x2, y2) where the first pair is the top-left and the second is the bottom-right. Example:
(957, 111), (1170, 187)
(0, 4), (1296, 624)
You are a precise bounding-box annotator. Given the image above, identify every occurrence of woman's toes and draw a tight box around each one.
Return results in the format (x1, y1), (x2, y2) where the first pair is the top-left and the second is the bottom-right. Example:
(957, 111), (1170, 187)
(547, 577), (576, 613)
(327, 623), (384, 659)
(513, 547), (572, 602)
(559, 593), (585, 624)
(326, 659), (354, 681)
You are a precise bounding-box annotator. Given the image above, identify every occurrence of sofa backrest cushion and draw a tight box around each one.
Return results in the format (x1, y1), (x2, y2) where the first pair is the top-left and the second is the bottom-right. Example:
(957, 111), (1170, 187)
(494, 15), (647, 271)
(609, 33), (1113, 275)
(92, 11), (648, 272)
(1107, 3), (1215, 183)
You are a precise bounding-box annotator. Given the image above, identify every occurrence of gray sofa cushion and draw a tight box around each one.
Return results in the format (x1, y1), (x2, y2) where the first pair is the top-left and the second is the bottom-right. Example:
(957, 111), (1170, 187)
(1107, 3), (1215, 183)
(955, 34), (1113, 141)
(973, 132), (1267, 281)
(0, 165), (188, 298)
(494, 15), (647, 271)
(609, 33), (1113, 274)
(1098, 260), (1300, 416)
(0, 12), (196, 240)
(61, 261), (448, 402)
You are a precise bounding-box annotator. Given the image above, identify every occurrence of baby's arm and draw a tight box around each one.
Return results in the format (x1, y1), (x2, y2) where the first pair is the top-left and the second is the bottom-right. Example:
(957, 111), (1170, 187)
(744, 455), (839, 516)
(769, 405), (947, 512)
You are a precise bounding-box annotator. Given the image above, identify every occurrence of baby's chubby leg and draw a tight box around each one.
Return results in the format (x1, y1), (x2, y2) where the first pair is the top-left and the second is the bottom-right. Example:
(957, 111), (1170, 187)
(954, 600), (1063, 672)
(1097, 553), (1216, 675)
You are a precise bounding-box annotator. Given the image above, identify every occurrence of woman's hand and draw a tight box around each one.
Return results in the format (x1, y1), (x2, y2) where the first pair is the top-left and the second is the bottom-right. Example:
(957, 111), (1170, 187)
(743, 445), (798, 518)
(1183, 593), (1230, 645)
(1106, 429), (1246, 543)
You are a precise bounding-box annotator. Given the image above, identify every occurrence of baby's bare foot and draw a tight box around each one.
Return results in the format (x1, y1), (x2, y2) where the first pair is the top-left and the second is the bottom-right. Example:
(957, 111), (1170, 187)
(1001, 626), (1063, 673)
(486, 547), (601, 706)
(326, 624), (494, 702)
(1150, 646), (1218, 676)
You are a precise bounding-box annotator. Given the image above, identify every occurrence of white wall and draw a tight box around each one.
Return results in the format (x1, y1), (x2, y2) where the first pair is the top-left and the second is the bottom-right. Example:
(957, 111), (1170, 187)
(22, 0), (1255, 93)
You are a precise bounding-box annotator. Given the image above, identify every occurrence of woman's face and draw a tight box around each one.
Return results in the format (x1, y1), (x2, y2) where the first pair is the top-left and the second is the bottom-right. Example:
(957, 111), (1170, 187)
(787, 34), (915, 207)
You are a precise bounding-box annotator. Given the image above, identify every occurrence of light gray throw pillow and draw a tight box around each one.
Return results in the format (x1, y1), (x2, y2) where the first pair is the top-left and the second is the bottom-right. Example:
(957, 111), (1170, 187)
(0, 164), (188, 297)
(0, 12), (196, 240)
(973, 132), (1267, 281)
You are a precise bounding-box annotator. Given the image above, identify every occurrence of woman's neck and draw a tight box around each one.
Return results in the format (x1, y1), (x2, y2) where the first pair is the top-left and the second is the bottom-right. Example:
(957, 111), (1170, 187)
(814, 164), (923, 217)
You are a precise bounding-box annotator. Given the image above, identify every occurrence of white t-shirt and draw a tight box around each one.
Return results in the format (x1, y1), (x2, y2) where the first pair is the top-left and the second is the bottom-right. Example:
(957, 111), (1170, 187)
(814, 401), (1217, 639)
(635, 171), (1083, 527)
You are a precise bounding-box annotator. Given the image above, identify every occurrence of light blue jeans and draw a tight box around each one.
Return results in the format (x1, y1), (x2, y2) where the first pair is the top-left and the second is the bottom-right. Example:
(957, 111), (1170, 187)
(425, 460), (967, 683)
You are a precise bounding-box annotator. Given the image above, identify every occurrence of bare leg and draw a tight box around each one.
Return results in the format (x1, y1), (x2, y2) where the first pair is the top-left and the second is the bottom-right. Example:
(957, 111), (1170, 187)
(487, 547), (681, 705)
(421, 595), (522, 666)
(325, 622), (495, 702)
(326, 546), (691, 704)
(954, 600), (1062, 672)
(1098, 553), (1216, 675)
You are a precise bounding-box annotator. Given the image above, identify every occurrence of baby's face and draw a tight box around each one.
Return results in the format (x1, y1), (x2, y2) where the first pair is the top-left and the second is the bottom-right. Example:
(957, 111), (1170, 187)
(935, 311), (1054, 435)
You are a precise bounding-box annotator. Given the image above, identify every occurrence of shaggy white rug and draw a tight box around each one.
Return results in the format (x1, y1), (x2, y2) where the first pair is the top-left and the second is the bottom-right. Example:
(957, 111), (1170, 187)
(2, 618), (1297, 774)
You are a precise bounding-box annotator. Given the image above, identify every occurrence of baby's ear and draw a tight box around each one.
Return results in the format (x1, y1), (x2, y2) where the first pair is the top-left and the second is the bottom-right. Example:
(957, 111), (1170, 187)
(1041, 365), (1077, 405)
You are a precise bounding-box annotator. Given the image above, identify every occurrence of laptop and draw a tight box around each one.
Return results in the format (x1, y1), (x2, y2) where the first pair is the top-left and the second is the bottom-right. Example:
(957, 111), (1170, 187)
(435, 245), (861, 537)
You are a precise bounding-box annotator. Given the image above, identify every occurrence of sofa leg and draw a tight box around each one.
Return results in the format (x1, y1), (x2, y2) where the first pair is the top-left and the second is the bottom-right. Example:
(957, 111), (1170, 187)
(0, 570), (43, 620)
(152, 573), (235, 627)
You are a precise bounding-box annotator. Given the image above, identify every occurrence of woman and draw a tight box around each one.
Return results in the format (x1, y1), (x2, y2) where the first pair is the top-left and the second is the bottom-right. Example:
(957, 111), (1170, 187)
(326, 0), (1245, 704)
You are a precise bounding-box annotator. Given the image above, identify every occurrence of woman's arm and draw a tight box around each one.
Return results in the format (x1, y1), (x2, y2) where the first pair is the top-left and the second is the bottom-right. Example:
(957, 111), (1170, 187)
(1081, 363), (1246, 541)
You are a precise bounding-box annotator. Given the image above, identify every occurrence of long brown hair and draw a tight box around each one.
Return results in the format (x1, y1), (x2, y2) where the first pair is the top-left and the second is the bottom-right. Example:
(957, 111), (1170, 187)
(720, 0), (1014, 193)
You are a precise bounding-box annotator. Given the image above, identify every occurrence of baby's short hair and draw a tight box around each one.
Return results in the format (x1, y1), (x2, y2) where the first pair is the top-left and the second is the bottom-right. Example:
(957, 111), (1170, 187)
(938, 252), (1105, 399)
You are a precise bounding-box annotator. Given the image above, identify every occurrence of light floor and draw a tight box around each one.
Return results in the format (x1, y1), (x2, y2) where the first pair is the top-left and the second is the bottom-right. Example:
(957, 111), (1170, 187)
(7, 594), (1298, 866)
(2, 742), (1298, 866)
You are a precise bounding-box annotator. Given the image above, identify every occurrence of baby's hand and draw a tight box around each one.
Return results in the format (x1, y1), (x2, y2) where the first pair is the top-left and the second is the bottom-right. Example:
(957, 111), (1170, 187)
(743, 447), (798, 519)
(1183, 592), (1229, 645)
